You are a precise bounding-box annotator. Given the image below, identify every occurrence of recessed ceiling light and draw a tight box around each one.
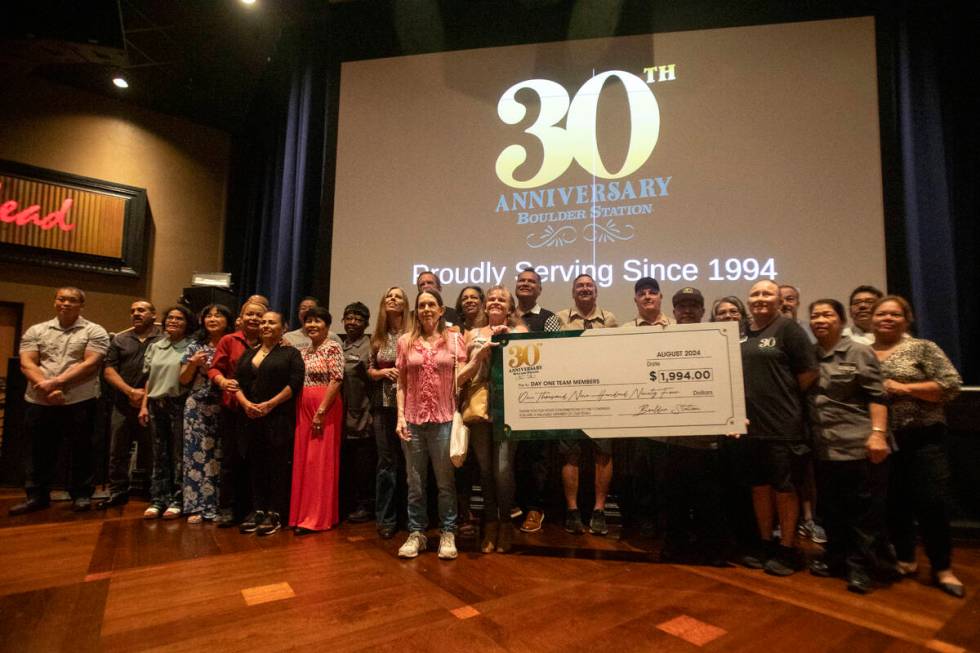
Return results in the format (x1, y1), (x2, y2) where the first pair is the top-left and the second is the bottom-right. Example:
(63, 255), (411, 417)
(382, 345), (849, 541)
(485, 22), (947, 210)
(241, 0), (256, 5)
(112, 76), (129, 89)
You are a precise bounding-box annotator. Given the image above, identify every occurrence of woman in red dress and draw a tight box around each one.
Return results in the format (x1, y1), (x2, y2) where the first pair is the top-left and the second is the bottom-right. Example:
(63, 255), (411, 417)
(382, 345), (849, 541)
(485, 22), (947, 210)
(289, 306), (345, 533)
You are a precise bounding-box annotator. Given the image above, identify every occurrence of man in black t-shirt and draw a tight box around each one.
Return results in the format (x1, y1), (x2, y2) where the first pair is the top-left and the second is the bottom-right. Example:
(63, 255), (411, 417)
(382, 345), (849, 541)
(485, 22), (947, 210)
(100, 299), (162, 508)
(738, 280), (818, 576)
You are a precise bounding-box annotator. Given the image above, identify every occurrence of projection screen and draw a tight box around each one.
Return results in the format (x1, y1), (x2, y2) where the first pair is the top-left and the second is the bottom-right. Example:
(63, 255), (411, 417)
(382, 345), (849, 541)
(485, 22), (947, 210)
(330, 16), (885, 327)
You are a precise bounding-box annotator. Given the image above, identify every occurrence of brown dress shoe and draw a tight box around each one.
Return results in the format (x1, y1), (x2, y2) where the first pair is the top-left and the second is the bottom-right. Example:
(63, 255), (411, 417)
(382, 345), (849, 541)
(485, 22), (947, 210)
(520, 510), (544, 533)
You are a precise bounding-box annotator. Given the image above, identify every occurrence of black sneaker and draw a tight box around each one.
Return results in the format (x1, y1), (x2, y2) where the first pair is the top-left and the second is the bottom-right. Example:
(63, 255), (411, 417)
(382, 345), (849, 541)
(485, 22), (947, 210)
(239, 511), (264, 534)
(846, 569), (873, 594)
(589, 509), (608, 536)
(564, 509), (585, 534)
(764, 545), (804, 577)
(739, 540), (776, 569)
(256, 512), (281, 536)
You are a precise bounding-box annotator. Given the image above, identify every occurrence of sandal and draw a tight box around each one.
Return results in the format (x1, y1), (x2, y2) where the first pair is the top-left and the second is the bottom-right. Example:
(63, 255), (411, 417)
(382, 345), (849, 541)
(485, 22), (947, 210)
(143, 505), (161, 519)
(187, 514), (203, 525)
(162, 506), (181, 520)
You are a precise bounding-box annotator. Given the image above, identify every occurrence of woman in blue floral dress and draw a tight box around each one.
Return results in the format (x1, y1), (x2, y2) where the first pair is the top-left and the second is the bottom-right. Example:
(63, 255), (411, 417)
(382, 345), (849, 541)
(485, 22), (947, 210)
(181, 304), (234, 523)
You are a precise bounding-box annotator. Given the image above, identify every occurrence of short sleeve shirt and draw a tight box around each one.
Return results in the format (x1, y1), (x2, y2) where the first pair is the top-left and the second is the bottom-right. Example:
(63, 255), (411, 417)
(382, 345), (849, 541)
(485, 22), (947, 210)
(809, 336), (887, 461)
(557, 306), (618, 330)
(878, 337), (961, 430)
(741, 316), (817, 440)
(104, 326), (163, 408)
(283, 328), (343, 350)
(620, 314), (675, 329)
(341, 335), (372, 434)
(302, 340), (344, 387)
(143, 337), (193, 399)
(397, 331), (466, 424)
(20, 317), (110, 405)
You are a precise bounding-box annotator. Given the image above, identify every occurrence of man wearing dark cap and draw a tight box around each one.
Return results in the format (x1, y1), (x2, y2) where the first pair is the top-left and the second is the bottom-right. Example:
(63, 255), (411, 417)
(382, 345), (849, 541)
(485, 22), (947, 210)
(672, 287), (706, 324)
(660, 286), (729, 564)
(617, 278), (672, 537)
(341, 301), (375, 523)
(622, 277), (674, 328)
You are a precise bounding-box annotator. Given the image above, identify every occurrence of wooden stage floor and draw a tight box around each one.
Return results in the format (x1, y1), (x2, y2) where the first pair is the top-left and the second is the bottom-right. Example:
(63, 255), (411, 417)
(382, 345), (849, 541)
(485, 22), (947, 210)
(1, 490), (978, 653)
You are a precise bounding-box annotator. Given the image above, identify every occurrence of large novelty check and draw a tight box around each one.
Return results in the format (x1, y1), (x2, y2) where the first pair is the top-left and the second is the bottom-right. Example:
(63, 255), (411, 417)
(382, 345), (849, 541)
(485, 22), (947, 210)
(489, 322), (746, 440)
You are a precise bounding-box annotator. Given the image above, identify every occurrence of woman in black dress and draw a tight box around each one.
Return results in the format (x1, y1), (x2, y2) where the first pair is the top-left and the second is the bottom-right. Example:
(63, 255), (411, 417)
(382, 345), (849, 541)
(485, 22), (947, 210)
(235, 311), (305, 536)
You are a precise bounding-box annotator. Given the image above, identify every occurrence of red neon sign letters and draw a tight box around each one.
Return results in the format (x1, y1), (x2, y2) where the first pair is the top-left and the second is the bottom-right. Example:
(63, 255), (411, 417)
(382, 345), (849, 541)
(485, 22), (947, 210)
(0, 181), (76, 232)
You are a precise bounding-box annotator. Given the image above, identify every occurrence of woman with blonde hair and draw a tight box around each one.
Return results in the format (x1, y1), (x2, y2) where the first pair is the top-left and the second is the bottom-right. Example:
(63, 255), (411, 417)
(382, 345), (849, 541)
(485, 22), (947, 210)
(367, 287), (410, 539)
(209, 299), (268, 527)
(464, 285), (527, 553)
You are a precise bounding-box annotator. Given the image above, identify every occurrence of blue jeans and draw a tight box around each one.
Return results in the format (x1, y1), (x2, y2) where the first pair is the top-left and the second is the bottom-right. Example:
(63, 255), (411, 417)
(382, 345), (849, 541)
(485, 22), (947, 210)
(402, 421), (457, 533)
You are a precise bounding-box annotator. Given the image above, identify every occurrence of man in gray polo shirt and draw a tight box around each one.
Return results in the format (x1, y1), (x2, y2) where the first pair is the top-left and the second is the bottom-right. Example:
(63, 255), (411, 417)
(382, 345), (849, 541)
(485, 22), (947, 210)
(10, 287), (110, 515)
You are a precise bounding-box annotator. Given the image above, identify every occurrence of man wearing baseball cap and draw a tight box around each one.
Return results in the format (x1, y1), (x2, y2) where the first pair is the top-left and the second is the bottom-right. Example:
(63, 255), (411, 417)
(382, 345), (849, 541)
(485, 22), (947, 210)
(622, 277), (674, 329)
(672, 286), (706, 324)
(660, 286), (729, 564)
(618, 278), (672, 538)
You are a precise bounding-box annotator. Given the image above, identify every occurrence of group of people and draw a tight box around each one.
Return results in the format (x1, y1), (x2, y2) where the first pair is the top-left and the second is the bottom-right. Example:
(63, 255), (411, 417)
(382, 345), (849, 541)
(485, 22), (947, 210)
(10, 290), (353, 538)
(8, 268), (965, 598)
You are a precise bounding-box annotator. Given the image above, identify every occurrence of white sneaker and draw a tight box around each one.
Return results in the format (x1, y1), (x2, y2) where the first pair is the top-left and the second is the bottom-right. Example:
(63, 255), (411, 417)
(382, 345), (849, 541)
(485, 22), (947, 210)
(438, 531), (457, 560)
(398, 532), (427, 558)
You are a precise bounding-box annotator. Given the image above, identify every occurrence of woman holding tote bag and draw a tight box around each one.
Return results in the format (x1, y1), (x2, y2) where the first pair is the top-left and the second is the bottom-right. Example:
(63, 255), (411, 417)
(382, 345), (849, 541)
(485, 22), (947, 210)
(463, 285), (527, 553)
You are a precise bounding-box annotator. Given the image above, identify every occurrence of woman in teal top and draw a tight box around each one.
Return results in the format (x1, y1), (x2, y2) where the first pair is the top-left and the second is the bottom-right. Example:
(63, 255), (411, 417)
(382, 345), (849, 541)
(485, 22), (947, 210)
(140, 305), (195, 519)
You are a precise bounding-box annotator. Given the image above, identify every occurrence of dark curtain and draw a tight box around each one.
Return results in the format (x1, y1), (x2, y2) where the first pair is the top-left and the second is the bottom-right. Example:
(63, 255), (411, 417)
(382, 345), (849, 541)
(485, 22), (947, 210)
(887, 2), (978, 381)
(224, 22), (328, 324)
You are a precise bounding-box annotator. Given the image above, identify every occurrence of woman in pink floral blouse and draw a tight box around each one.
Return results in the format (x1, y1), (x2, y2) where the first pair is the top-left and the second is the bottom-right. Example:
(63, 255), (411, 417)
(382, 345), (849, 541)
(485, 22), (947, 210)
(395, 289), (474, 561)
(289, 306), (345, 533)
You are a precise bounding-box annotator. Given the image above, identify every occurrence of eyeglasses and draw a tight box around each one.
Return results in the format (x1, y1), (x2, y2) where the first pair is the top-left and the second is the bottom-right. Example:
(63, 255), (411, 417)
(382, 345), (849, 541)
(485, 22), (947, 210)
(716, 309), (741, 317)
